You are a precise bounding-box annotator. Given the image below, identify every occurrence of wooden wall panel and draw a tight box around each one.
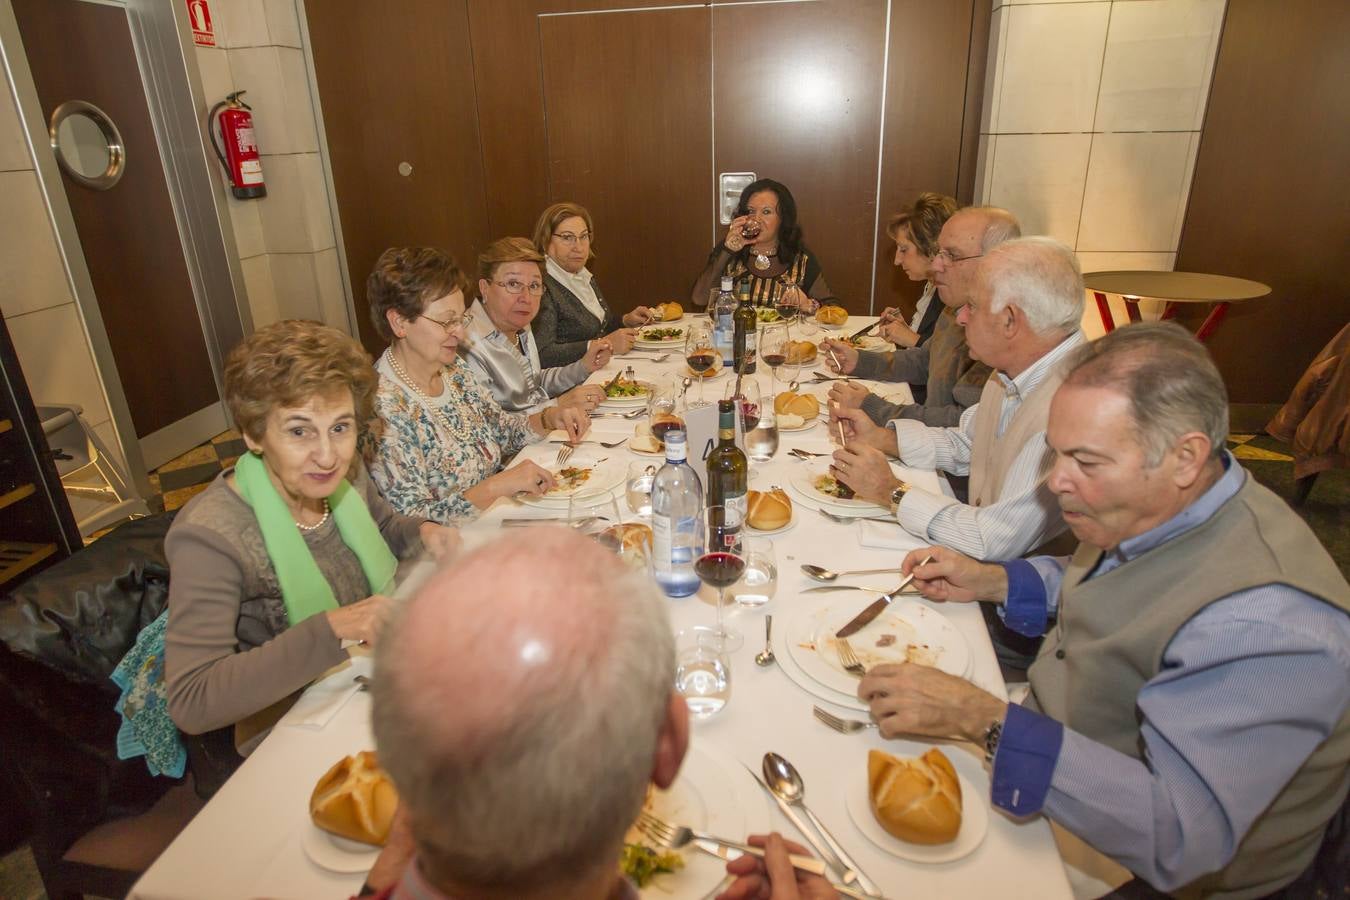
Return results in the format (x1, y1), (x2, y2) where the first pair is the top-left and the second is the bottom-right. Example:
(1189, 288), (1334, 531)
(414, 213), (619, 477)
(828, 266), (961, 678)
(873, 0), (986, 315)
(1175, 0), (1350, 405)
(305, 0), (490, 352)
(538, 8), (712, 309)
(711, 0), (889, 314)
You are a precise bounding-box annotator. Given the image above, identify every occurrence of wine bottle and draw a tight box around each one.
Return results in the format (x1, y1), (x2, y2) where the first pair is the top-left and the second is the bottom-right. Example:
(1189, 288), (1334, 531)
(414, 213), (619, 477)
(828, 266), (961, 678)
(732, 280), (757, 374)
(704, 400), (747, 553)
(713, 277), (736, 367)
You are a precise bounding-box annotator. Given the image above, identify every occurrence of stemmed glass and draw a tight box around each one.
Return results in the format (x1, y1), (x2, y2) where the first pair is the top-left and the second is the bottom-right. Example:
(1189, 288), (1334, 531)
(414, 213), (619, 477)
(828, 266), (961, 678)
(723, 378), (762, 437)
(694, 505), (745, 651)
(683, 318), (716, 407)
(759, 322), (790, 396)
(647, 376), (684, 444)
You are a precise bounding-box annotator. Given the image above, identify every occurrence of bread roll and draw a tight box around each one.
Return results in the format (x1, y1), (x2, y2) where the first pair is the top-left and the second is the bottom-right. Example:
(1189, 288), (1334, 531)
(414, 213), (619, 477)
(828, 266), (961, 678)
(867, 748), (962, 845)
(747, 488), (792, 530)
(602, 522), (654, 554)
(815, 305), (848, 326)
(310, 751), (399, 846)
(785, 340), (818, 364)
(660, 301), (684, 321)
(774, 391), (820, 419)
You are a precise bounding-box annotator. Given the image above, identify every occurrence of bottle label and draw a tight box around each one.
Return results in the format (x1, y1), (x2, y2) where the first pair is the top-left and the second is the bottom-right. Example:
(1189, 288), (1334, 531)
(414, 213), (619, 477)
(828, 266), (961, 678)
(652, 514), (674, 574)
(719, 494), (747, 549)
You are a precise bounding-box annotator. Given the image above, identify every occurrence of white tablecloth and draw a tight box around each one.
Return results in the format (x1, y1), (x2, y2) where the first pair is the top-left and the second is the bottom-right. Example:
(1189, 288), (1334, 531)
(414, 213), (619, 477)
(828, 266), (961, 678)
(131, 317), (1072, 900)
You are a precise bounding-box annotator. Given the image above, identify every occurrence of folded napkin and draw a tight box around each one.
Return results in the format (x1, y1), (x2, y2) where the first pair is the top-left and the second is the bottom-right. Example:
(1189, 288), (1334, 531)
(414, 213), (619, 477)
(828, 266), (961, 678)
(857, 519), (926, 553)
(281, 657), (369, 729)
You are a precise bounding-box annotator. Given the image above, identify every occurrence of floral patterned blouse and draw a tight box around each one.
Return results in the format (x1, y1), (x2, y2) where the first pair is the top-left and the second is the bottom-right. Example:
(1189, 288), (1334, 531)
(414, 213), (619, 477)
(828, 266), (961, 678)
(363, 354), (540, 523)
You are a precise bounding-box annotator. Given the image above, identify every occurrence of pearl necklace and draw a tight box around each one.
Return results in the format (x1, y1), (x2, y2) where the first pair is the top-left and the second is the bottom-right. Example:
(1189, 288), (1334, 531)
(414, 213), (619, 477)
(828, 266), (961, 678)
(296, 499), (330, 532)
(752, 245), (778, 272)
(384, 348), (494, 461)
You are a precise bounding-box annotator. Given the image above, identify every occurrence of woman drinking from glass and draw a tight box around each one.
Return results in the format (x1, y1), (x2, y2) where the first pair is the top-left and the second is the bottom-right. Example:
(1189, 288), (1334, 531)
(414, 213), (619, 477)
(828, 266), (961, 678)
(363, 247), (589, 523)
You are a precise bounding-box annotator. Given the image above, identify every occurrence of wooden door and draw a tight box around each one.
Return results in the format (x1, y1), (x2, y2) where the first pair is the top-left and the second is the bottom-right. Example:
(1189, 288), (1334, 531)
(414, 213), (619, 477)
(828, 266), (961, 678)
(13, 0), (221, 443)
(538, 6), (712, 310)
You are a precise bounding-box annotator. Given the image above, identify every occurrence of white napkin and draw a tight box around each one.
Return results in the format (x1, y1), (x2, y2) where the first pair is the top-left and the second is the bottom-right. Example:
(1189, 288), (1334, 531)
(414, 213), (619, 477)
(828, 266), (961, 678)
(857, 519), (926, 553)
(281, 655), (370, 729)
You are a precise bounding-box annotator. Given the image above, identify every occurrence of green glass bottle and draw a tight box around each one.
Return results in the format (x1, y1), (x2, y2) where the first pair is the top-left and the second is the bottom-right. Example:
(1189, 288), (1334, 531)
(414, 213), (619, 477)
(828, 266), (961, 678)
(705, 399), (747, 551)
(732, 280), (757, 374)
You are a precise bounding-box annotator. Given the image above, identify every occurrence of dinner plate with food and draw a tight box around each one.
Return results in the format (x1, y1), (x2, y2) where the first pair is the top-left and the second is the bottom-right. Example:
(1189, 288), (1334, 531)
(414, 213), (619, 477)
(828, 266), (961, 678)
(785, 596), (972, 697)
(789, 465), (884, 511)
(622, 743), (771, 898)
(846, 747), (989, 864)
(634, 325), (687, 347)
(519, 457), (626, 507)
(598, 376), (653, 407)
(813, 305), (849, 330)
(774, 390), (821, 424)
(303, 751), (396, 873)
(745, 487), (795, 534)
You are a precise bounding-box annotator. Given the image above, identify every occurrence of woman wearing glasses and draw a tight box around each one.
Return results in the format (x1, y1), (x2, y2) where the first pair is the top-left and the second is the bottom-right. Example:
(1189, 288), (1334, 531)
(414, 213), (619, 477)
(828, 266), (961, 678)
(460, 237), (610, 413)
(363, 247), (589, 523)
(690, 178), (839, 311)
(532, 201), (657, 367)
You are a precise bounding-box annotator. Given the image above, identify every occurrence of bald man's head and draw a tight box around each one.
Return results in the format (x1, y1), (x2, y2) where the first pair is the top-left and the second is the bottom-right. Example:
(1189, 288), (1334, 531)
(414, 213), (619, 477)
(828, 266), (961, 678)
(931, 206), (1021, 307)
(372, 529), (679, 893)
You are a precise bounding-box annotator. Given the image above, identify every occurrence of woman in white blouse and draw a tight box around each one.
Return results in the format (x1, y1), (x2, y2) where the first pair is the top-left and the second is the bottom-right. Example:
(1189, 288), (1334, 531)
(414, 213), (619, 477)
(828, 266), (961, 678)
(531, 201), (655, 367)
(876, 192), (959, 349)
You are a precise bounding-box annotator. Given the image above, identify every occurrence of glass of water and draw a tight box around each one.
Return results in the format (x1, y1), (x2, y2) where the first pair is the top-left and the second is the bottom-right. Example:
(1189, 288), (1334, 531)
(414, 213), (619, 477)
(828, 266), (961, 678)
(674, 626), (732, 719)
(732, 537), (777, 608)
(626, 461), (656, 517)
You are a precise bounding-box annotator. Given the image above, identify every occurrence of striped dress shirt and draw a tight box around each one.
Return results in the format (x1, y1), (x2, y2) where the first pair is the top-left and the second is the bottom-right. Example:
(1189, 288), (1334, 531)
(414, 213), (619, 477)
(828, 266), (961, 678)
(889, 332), (1084, 559)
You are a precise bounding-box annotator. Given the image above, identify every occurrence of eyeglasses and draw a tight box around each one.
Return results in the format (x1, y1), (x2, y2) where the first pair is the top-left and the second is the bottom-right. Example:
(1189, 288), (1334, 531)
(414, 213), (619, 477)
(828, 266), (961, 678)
(553, 231), (591, 246)
(935, 248), (983, 265)
(493, 279), (545, 296)
(420, 312), (473, 332)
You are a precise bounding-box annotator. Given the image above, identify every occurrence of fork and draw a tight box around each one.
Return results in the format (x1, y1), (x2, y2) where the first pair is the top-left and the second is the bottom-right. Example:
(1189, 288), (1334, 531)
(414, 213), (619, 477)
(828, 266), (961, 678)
(554, 444), (575, 467)
(816, 509), (901, 525)
(835, 638), (866, 676)
(549, 438), (626, 448)
(590, 408), (646, 419)
(789, 448), (828, 459)
(813, 705), (877, 734)
(636, 812), (828, 877)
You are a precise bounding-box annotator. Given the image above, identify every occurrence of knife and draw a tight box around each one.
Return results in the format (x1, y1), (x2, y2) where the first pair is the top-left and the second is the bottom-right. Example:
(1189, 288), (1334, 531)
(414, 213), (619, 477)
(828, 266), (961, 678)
(848, 320), (880, 340)
(739, 764), (851, 880)
(802, 584), (918, 595)
(833, 556), (932, 638)
(691, 843), (880, 899)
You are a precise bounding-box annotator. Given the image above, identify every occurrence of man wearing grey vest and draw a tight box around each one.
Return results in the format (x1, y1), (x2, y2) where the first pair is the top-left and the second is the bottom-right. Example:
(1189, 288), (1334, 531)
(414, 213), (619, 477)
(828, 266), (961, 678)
(857, 323), (1350, 899)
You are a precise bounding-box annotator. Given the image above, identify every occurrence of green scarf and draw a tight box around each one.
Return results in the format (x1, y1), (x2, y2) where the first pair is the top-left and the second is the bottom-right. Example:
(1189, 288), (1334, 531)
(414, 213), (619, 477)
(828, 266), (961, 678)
(234, 452), (398, 625)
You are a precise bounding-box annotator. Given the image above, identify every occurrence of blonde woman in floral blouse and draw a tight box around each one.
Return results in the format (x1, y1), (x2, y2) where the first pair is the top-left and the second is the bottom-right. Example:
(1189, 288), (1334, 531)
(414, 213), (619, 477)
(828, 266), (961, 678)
(362, 247), (589, 523)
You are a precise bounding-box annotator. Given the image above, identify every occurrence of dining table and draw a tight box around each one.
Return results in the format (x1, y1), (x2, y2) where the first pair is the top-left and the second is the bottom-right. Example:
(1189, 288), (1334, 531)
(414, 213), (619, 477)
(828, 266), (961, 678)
(130, 314), (1074, 900)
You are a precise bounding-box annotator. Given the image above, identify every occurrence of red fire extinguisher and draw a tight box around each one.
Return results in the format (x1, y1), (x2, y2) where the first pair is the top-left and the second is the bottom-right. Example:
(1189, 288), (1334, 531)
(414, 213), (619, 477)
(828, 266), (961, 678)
(208, 90), (266, 199)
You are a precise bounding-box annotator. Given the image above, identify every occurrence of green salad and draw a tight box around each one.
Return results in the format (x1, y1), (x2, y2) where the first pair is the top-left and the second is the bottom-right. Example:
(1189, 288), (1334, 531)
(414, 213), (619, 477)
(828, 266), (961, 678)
(756, 307), (781, 323)
(605, 378), (647, 398)
(640, 327), (685, 341)
(620, 843), (685, 887)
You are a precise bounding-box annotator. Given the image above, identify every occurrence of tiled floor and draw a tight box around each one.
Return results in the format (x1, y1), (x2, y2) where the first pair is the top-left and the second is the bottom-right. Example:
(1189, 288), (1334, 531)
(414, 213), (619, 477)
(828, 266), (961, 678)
(148, 429), (247, 513)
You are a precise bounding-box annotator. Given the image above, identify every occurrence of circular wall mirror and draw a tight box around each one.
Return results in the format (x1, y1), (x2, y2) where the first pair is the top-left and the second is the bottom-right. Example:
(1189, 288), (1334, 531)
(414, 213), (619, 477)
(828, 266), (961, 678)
(49, 100), (126, 190)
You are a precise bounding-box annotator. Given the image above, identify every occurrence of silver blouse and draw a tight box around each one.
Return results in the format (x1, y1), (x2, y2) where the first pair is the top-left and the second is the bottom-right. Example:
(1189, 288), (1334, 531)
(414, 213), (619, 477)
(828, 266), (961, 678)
(458, 299), (590, 413)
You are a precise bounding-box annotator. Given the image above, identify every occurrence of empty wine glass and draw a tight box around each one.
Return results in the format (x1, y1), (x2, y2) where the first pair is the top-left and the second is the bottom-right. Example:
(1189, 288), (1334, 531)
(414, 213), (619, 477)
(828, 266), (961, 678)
(695, 505), (745, 651)
(684, 318), (716, 407)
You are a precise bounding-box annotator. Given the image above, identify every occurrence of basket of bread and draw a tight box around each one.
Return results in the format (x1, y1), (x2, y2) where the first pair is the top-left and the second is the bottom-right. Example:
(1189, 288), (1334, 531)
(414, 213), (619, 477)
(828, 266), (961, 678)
(815, 305), (848, 327)
(310, 751), (399, 847)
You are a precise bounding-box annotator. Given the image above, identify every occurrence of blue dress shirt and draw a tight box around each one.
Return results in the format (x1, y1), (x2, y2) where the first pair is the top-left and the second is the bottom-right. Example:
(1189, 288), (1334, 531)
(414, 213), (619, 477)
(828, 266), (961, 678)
(990, 452), (1350, 890)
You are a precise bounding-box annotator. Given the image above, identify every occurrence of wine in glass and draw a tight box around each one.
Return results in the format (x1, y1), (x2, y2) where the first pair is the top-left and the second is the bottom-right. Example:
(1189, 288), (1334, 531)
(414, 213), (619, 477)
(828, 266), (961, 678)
(759, 322), (790, 394)
(647, 377), (684, 445)
(723, 378), (762, 435)
(694, 505), (745, 651)
(775, 277), (799, 326)
(683, 318), (717, 407)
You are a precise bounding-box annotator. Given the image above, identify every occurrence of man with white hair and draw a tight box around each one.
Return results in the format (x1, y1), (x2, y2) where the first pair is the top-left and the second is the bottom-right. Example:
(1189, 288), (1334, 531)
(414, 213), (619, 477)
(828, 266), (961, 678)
(358, 529), (689, 899)
(854, 323), (1350, 898)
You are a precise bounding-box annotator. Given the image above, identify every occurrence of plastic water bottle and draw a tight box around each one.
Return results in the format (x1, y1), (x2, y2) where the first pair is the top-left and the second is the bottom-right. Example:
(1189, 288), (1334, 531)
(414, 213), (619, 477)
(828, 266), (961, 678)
(713, 276), (736, 367)
(651, 430), (704, 597)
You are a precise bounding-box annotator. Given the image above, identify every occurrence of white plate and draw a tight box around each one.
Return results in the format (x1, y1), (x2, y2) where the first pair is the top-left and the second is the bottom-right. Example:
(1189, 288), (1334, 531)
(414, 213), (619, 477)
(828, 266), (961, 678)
(785, 597), (973, 699)
(598, 380), (655, 408)
(789, 464), (886, 512)
(518, 458), (626, 507)
(635, 327), (687, 348)
(301, 822), (381, 874)
(627, 435), (666, 457)
(772, 619), (869, 712)
(776, 417), (817, 433)
(845, 763), (989, 864)
(632, 742), (771, 899)
(746, 513), (795, 536)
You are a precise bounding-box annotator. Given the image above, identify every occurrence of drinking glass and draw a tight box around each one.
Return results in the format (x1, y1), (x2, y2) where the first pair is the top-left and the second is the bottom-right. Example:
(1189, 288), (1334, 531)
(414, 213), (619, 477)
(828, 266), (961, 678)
(775, 277), (800, 326)
(567, 490), (622, 539)
(759, 322), (790, 394)
(731, 537), (778, 609)
(625, 461), (656, 517)
(683, 318), (716, 407)
(723, 378), (762, 437)
(695, 505), (745, 651)
(674, 626), (732, 719)
(647, 376), (684, 443)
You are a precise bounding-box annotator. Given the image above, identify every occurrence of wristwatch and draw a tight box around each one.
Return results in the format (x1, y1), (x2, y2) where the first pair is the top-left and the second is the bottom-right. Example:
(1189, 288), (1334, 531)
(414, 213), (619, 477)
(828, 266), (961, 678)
(889, 479), (911, 512)
(982, 718), (1004, 764)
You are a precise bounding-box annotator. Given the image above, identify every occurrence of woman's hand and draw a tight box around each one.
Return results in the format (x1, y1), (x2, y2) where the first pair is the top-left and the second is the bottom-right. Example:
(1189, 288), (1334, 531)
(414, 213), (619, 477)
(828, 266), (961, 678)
(418, 522), (460, 561)
(880, 319), (920, 348)
(606, 327), (637, 355)
(489, 460), (557, 500)
(716, 833), (838, 900)
(622, 307), (655, 328)
(724, 217), (750, 253)
(326, 594), (396, 646)
(558, 384), (605, 412)
(581, 338), (612, 372)
(540, 404), (589, 442)
(819, 339), (858, 374)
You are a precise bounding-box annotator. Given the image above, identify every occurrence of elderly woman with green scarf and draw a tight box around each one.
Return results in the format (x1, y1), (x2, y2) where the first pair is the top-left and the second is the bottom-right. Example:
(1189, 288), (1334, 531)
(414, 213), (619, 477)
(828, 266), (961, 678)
(162, 320), (458, 743)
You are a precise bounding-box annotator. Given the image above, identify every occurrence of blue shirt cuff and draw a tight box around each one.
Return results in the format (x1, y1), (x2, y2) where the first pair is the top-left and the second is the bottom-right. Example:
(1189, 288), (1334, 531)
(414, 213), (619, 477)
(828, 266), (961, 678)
(990, 703), (1064, 816)
(997, 559), (1050, 637)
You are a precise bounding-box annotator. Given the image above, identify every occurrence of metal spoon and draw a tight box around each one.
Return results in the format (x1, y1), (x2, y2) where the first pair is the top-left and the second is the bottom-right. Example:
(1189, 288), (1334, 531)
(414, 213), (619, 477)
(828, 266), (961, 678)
(801, 564), (901, 583)
(762, 753), (880, 895)
(754, 616), (775, 667)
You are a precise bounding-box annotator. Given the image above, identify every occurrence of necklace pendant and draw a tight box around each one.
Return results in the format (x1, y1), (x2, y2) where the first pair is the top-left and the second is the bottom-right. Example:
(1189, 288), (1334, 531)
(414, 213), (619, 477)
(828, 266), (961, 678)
(753, 253), (771, 271)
